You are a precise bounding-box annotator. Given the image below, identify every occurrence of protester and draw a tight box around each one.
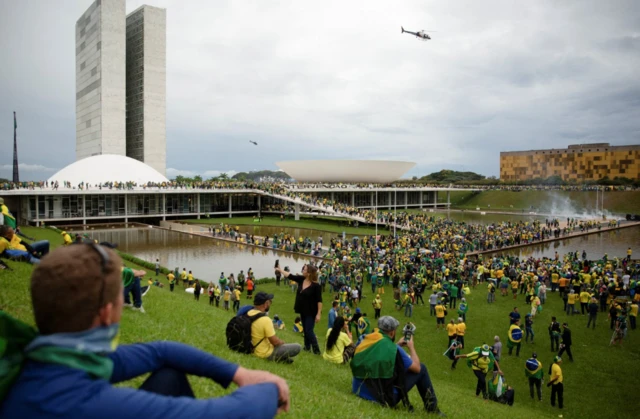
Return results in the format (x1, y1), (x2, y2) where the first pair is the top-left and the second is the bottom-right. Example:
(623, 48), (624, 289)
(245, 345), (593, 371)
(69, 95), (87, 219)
(0, 245), (291, 418)
(323, 317), (354, 364)
(351, 316), (441, 414)
(587, 297), (598, 329)
(121, 265), (148, 313)
(277, 264), (323, 355)
(248, 292), (301, 363)
(548, 317), (561, 352)
(557, 323), (573, 362)
(328, 301), (339, 329)
(455, 344), (503, 400)
(524, 352), (543, 401)
(547, 356), (564, 411)
(0, 225), (49, 264)
(507, 319), (523, 356)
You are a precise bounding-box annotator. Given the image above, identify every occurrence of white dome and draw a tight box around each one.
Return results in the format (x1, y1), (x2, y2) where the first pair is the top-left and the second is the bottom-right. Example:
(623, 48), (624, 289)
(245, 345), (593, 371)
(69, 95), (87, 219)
(48, 155), (169, 185)
(276, 160), (416, 183)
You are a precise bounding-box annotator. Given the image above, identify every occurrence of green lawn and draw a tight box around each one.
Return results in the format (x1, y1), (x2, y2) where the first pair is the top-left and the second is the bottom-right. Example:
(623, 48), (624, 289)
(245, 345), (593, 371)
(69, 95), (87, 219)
(181, 215), (386, 236)
(1, 226), (638, 418)
(439, 190), (640, 215)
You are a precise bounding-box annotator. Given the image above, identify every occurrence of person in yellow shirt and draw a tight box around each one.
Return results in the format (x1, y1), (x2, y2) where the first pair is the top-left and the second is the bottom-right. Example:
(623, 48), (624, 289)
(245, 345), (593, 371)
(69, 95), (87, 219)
(181, 268), (188, 287)
(435, 300), (447, 331)
(566, 290), (577, 315)
(579, 290), (591, 314)
(61, 231), (73, 246)
(547, 356), (564, 410)
(232, 287), (242, 312)
(248, 292), (301, 363)
(630, 301), (638, 330)
(511, 279), (519, 300)
(167, 272), (176, 292)
(223, 287), (231, 311)
(456, 318), (466, 348)
(323, 317), (354, 364)
(446, 319), (457, 347)
(0, 225), (48, 264)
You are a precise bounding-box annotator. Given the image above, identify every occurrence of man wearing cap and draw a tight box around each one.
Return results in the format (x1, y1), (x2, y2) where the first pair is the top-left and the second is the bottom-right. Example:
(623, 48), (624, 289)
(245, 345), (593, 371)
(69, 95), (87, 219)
(547, 356), (564, 411)
(61, 231), (73, 246)
(557, 323), (573, 362)
(351, 316), (442, 414)
(524, 352), (543, 401)
(0, 245), (291, 418)
(249, 291), (302, 363)
(455, 344), (503, 400)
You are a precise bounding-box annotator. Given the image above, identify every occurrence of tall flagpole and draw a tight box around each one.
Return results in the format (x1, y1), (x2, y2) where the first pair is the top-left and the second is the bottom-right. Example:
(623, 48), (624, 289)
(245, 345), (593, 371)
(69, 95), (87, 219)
(13, 111), (20, 183)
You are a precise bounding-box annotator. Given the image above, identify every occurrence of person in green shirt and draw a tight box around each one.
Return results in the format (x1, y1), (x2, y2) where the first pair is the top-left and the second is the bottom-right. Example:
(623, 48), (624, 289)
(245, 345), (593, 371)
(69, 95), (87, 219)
(449, 282), (459, 309)
(122, 266), (148, 313)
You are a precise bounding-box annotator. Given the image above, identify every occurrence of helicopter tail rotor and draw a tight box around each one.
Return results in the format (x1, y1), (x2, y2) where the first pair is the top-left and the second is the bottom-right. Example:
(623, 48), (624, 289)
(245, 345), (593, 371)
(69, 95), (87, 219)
(401, 26), (405, 33)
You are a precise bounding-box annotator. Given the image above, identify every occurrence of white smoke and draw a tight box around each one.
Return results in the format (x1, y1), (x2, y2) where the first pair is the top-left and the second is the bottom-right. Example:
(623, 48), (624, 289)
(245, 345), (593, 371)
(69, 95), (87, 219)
(543, 191), (622, 220)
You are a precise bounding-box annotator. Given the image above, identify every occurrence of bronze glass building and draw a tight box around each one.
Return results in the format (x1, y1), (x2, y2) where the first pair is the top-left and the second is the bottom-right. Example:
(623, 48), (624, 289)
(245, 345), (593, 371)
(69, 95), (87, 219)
(500, 143), (640, 182)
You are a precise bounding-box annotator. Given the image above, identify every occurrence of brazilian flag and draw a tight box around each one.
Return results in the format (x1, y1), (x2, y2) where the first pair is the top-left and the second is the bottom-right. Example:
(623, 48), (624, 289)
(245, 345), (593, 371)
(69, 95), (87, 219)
(507, 325), (523, 348)
(357, 317), (372, 337)
(525, 358), (543, 379)
(1, 203), (16, 229)
(350, 330), (397, 380)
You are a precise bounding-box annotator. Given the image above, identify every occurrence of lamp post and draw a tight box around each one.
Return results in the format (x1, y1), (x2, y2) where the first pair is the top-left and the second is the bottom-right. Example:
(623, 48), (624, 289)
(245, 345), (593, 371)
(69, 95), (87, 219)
(394, 187), (397, 238)
(375, 190), (378, 244)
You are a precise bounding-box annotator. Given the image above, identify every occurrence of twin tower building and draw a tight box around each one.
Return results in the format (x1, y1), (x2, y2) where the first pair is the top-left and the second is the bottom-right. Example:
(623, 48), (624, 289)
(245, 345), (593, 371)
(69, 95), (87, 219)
(75, 0), (166, 175)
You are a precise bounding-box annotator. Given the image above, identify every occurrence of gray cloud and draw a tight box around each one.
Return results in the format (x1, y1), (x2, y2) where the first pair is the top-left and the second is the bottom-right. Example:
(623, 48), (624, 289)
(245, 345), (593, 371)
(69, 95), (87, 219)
(1, 0), (639, 181)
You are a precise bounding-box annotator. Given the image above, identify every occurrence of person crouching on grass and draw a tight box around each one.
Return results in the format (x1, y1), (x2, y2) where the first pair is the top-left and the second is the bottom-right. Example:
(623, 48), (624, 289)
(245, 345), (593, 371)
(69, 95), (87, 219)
(0, 244), (291, 418)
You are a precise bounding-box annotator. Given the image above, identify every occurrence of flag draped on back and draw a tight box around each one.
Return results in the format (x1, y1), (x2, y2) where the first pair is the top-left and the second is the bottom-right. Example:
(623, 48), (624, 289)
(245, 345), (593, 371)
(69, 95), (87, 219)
(525, 358), (544, 379)
(350, 330), (396, 379)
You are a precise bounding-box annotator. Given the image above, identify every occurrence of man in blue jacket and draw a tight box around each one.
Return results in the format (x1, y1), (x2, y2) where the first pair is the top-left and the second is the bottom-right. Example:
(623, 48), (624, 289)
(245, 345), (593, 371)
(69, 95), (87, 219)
(0, 244), (290, 419)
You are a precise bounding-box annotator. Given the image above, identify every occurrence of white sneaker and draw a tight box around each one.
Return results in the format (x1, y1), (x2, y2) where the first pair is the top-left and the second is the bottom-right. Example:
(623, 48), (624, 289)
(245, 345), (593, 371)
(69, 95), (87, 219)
(132, 306), (146, 313)
(123, 303), (133, 308)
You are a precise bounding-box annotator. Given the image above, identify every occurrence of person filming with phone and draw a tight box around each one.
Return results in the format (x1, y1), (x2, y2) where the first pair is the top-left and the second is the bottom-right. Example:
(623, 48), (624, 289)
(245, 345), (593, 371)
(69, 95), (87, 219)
(350, 316), (443, 415)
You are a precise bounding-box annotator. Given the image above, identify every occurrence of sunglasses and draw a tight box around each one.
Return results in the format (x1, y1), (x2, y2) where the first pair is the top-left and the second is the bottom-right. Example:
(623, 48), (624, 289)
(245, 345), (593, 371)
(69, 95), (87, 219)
(87, 243), (110, 312)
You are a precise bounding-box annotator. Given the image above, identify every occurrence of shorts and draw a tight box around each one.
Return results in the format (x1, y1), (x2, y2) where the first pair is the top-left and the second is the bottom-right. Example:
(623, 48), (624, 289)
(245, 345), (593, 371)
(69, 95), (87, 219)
(512, 289), (518, 294)
(248, 290), (253, 296)
(500, 283), (508, 289)
(437, 317), (445, 324)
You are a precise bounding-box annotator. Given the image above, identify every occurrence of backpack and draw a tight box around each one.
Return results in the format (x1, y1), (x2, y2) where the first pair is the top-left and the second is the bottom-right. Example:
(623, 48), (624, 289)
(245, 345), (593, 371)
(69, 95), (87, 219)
(226, 312), (267, 354)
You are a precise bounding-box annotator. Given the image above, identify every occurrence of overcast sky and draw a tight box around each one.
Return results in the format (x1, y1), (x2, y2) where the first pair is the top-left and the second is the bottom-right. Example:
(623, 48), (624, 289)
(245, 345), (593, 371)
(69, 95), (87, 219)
(1, 0), (639, 181)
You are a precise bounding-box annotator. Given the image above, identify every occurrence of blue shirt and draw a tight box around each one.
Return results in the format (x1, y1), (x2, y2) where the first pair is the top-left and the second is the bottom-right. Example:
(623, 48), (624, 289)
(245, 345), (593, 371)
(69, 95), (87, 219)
(328, 308), (337, 329)
(1, 341), (279, 419)
(352, 344), (413, 402)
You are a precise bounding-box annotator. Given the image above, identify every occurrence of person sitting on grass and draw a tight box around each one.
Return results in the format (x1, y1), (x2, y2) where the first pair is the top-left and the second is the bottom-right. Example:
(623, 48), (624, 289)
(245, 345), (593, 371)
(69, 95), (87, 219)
(293, 316), (304, 333)
(0, 225), (49, 264)
(0, 244), (291, 418)
(249, 292), (301, 364)
(323, 317), (355, 364)
(351, 316), (443, 415)
(272, 315), (285, 330)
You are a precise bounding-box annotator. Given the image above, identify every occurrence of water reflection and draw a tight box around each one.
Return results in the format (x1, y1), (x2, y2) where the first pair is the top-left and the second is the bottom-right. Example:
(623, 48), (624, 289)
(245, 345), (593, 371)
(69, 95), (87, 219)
(89, 227), (312, 284)
(485, 226), (640, 260)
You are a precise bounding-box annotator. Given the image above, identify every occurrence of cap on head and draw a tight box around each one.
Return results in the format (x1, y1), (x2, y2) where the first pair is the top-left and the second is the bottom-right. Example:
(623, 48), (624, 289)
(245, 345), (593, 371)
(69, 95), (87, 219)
(253, 291), (274, 306)
(377, 316), (400, 333)
(554, 356), (562, 363)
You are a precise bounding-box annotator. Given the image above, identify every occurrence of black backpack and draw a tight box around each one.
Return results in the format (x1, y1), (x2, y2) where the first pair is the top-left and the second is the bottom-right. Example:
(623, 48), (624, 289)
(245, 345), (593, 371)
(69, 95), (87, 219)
(226, 312), (267, 354)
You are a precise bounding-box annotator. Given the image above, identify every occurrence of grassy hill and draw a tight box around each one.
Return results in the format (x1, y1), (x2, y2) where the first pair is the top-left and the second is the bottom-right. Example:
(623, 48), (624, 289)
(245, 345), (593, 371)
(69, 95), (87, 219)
(439, 190), (640, 215)
(1, 227), (638, 418)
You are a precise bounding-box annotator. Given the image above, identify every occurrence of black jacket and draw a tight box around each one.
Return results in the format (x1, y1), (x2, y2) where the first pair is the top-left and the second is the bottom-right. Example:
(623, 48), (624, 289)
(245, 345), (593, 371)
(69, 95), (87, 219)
(561, 328), (572, 346)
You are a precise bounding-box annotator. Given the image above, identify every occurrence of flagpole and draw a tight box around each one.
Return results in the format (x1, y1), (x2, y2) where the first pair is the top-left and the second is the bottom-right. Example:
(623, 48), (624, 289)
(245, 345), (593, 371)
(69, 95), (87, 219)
(13, 111), (20, 183)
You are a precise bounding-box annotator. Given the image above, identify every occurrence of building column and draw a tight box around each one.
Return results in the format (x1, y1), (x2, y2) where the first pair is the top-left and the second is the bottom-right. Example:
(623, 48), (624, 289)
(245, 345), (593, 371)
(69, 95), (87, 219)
(405, 191), (408, 209)
(162, 194), (166, 221)
(371, 192), (374, 208)
(388, 191), (392, 210)
(419, 191), (423, 209)
(197, 193), (201, 219)
(34, 195), (40, 227)
(331, 192), (335, 203)
(228, 194), (233, 218)
(446, 191), (451, 209)
(124, 195), (128, 224)
(434, 191), (438, 208)
(351, 192), (355, 207)
(257, 194), (262, 216)
(294, 202), (300, 221)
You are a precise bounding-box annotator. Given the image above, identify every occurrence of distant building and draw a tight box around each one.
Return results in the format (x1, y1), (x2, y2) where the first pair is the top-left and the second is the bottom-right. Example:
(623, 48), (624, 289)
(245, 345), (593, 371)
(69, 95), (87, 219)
(500, 143), (640, 182)
(75, 0), (166, 175)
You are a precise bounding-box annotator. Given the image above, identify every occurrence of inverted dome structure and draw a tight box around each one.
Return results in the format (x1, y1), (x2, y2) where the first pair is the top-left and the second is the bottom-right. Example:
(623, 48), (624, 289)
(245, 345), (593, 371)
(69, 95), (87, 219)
(276, 160), (416, 183)
(48, 155), (169, 185)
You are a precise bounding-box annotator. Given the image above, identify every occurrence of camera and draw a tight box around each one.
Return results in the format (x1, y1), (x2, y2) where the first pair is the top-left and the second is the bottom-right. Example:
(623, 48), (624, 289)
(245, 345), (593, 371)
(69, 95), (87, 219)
(403, 322), (416, 342)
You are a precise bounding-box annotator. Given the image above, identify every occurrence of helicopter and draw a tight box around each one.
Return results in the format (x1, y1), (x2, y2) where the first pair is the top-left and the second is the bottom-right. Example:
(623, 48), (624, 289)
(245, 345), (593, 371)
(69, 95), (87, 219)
(249, 140), (258, 146)
(401, 26), (431, 40)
